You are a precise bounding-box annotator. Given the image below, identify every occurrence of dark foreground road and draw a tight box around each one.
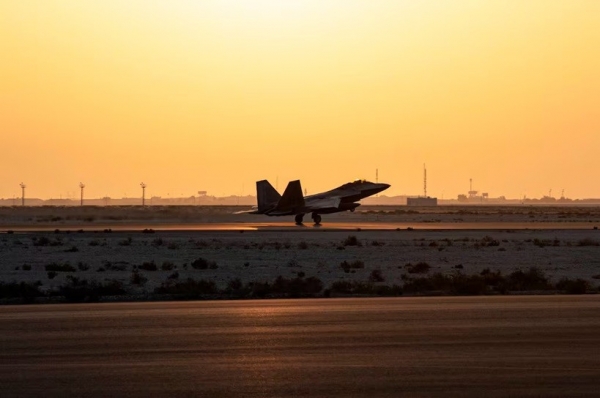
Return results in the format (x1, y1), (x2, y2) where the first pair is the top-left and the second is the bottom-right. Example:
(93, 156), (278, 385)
(1, 297), (599, 397)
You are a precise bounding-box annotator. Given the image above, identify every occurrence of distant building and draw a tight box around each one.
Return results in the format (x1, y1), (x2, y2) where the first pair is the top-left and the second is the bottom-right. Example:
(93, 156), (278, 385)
(407, 197), (438, 206)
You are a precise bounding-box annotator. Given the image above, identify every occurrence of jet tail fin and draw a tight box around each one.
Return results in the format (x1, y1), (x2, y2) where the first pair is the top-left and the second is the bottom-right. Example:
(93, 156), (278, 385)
(256, 180), (281, 212)
(276, 180), (305, 211)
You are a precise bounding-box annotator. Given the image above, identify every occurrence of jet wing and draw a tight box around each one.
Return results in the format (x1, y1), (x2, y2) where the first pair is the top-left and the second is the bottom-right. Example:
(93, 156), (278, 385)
(305, 197), (341, 211)
(234, 209), (260, 214)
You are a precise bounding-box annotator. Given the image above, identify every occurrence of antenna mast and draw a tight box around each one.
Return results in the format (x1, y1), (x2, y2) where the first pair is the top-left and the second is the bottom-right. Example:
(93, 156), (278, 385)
(79, 182), (85, 206)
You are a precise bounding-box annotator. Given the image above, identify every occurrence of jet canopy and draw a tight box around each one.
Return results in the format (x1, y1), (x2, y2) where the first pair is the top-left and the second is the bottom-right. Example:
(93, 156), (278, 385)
(339, 179), (371, 189)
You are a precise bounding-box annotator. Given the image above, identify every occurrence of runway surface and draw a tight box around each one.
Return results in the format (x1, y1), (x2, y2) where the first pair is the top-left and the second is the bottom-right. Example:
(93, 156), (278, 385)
(4, 221), (599, 232)
(1, 296), (599, 397)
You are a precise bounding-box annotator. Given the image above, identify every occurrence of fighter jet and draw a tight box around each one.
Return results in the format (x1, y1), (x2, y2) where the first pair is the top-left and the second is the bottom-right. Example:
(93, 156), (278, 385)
(246, 179), (390, 225)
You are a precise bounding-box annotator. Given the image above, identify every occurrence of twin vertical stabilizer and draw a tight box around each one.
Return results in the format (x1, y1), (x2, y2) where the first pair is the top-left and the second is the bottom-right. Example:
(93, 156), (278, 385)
(255, 179), (305, 215)
(256, 180), (281, 212)
(275, 180), (305, 211)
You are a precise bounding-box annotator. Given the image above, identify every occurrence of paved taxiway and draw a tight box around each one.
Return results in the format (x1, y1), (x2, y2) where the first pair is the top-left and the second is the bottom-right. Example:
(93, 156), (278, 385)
(3, 221), (598, 232)
(1, 296), (599, 397)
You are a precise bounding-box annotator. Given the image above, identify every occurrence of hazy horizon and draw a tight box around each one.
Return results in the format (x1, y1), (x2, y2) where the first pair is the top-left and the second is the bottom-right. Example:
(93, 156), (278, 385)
(2, 1), (599, 199)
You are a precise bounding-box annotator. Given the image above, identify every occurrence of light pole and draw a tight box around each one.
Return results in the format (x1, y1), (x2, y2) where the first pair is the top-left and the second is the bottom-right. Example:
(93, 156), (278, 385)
(140, 182), (146, 206)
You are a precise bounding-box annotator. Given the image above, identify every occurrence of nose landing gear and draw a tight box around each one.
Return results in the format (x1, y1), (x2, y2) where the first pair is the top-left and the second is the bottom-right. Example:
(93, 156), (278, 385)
(295, 214), (305, 225)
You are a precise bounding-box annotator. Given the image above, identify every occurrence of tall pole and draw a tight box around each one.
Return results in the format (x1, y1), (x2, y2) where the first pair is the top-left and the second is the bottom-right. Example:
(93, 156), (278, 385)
(20, 183), (26, 206)
(140, 182), (146, 206)
(424, 164), (427, 197)
(79, 182), (85, 206)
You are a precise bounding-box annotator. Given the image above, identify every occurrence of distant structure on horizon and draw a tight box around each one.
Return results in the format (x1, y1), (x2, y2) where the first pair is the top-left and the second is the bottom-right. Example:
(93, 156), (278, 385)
(458, 178), (489, 202)
(19, 183), (26, 206)
(79, 182), (85, 206)
(140, 182), (147, 206)
(407, 164), (438, 206)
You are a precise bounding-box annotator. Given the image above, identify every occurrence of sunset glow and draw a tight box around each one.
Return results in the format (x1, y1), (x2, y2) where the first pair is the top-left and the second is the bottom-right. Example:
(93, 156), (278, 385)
(2, 1), (599, 199)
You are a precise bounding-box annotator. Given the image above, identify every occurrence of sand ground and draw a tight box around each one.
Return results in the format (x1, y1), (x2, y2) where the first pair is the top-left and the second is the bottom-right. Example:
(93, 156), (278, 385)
(1, 205), (599, 296)
(1, 228), (599, 293)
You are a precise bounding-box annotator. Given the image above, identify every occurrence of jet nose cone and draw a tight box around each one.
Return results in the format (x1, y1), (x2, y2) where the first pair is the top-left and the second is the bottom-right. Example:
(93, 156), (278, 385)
(378, 183), (390, 191)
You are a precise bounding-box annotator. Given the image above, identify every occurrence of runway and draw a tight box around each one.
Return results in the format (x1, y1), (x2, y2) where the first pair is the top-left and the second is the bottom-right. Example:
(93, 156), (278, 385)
(1, 296), (599, 397)
(3, 220), (599, 232)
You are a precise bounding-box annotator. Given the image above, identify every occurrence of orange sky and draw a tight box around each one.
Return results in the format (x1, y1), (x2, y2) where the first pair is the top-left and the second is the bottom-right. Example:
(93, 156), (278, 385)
(1, 1), (599, 200)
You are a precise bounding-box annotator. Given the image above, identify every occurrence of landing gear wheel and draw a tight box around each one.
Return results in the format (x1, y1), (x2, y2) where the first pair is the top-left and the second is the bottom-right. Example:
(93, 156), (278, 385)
(295, 214), (305, 225)
(312, 213), (322, 225)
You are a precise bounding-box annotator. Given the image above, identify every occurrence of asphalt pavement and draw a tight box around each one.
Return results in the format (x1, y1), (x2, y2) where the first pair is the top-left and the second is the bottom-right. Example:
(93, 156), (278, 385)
(1, 296), (599, 397)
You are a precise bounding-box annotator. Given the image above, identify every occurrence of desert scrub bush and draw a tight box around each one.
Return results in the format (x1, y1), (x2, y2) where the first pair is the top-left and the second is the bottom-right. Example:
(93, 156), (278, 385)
(221, 276), (325, 299)
(329, 281), (402, 296)
(151, 238), (164, 247)
(64, 245), (79, 253)
(22, 264), (31, 271)
(194, 240), (209, 248)
(297, 241), (309, 250)
(533, 239), (560, 248)
(577, 238), (600, 247)
(405, 262), (430, 274)
(223, 278), (250, 298)
(167, 242), (180, 250)
(168, 271), (179, 280)
(369, 269), (385, 283)
(479, 236), (500, 247)
(32, 236), (62, 247)
(54, 276), (126, 303)
(191, 257), (218, 270)
(506, 267), (551, 291)
(88, 240), (101, 246)
(161, 261), (175, 271)
(77, 262), (90, 271)
(118, 237), (133, 246)
(130, 271), (148, 286)
(555, 278), (591, 294)
(103, 261), (127, 271)
(0, 281), (44, 303)
(47, 271), (57, 279)
(45, 262), (76, 272)
(479, 269), (506, 291)
(340, 260), (365, 273)
(154, 278), (218, 298)
(402, 272), (491, 295)
(139, 261), (158, 271)
(271, 275), (324, 297)
(343, 235), (362, 247)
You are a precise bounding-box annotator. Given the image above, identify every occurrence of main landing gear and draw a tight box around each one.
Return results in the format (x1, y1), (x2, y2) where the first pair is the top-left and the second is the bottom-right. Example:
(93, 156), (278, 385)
(294, 213), (322, 226)
(311, 213), (322, 226)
